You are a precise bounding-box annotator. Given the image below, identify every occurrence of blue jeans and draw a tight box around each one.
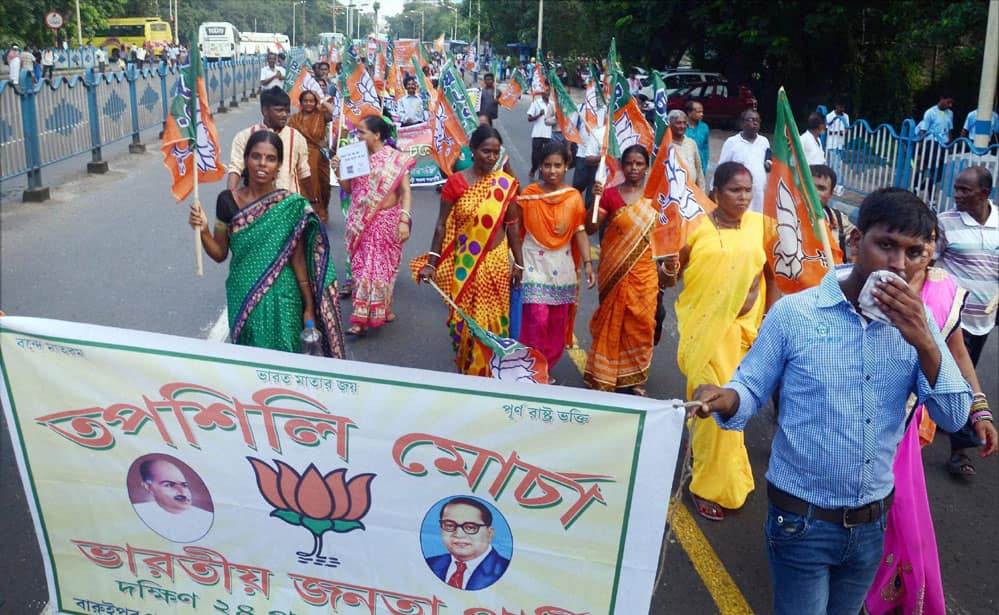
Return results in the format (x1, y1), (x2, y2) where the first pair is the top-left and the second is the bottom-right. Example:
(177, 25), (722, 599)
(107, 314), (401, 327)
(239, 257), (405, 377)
(766, 500), (887, 615)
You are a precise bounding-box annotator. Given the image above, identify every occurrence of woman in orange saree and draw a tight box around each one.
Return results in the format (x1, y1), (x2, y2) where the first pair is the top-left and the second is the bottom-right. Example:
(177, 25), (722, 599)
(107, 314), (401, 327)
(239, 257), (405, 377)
(583, 145), (661, 396)
(287, 90), (333, 221)
(414, 126), (524, 376)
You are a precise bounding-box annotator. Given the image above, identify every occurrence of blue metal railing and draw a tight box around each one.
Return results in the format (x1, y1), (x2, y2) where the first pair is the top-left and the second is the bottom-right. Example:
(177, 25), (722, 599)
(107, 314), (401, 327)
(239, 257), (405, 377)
(816, 105), (999, 211)
(0, 56), (266, 200)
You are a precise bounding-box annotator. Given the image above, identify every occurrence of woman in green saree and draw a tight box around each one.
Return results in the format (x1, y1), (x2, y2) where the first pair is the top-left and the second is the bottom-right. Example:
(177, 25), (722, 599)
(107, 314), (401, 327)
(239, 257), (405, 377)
(188, 130), (345, 357)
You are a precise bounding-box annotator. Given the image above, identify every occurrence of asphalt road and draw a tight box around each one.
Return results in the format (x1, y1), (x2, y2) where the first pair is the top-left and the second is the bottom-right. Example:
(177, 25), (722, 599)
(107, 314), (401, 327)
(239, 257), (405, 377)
(1, 91), (996, 614)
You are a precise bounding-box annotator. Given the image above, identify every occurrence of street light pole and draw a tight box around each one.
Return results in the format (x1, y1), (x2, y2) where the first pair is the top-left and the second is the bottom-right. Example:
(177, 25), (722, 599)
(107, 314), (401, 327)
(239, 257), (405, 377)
(75, 0), (83, 47)
(536, 0), (543, 60)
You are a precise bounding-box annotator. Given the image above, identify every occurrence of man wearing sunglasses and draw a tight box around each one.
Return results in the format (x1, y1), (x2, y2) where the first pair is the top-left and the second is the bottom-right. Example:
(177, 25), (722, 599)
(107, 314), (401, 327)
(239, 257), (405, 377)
(426, 497), (510, 590)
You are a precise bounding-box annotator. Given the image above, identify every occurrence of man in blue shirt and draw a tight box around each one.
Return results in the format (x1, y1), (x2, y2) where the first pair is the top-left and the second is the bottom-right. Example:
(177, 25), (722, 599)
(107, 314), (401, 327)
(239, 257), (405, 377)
(691, 188), (972, 615)
(915, 92), (954, 189)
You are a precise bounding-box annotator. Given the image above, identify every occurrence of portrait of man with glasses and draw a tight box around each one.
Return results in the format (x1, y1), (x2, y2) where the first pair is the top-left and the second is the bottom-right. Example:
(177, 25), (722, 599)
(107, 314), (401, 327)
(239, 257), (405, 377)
(424, 496), (511, 590)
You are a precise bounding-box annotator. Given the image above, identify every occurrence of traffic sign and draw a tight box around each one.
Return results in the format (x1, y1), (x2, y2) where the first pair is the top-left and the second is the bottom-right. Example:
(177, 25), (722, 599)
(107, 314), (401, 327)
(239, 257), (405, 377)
(44, 11), (64, 30)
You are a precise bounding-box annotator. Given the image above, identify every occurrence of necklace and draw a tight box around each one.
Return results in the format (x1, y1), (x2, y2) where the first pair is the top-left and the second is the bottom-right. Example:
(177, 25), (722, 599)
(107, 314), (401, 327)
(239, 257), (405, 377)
(710, 210), (741, 230)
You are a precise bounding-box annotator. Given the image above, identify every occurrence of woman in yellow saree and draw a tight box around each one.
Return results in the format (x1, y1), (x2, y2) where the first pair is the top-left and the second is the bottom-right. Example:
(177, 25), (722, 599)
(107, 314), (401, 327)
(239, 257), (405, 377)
(584, 145), (661, 395)
(414, 126), (524, 376)
(663, 161), (775, 521)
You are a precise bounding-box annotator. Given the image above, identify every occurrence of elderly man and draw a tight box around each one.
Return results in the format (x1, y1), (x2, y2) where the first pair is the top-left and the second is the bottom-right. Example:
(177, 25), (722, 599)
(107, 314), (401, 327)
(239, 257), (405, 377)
(935, 165), (999, 477)
(668, 109), (705, 190)
(133, 458), (213, 543)
(425, 497), (510, 590)
(719, 109), (771, 212)
(260, 52), (286, 90)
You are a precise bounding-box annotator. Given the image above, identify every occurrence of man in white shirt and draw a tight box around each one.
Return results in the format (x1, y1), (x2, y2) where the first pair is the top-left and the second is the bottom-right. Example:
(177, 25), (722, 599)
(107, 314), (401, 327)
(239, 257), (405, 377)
(668, 109), (706, 190)
(800, 112), (826, 165)
(260, 52), (285, 90)
(134, 44), (147, 70)
(133, 458), (213, 543)
(573, 108), (606, 209)
(718, 109), (771, 212)
(397, 76), (428, 126)
(94, 47), (107, 73)
(824, 100), (850, 151)
(227, 87), (315, 203)
(41, 48), (55, 81)
(8, 45), (21, 85)
(527, 88), (555, 179)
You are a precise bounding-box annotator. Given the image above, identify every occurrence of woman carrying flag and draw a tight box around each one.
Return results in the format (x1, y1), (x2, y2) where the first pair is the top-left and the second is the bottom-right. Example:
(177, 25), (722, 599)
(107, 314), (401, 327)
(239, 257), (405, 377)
(514, 142), (595, 376)
(584, 145), (662, 396)
(188, 130), (345, 357)
(334, 115), (415, 336)
(661, 161), (775, 521)
(415, 126), (524, 376)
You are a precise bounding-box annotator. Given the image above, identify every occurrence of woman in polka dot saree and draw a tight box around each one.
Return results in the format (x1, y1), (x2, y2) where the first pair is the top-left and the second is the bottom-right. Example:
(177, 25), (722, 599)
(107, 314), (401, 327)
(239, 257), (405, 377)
(414, 127), (524, 376)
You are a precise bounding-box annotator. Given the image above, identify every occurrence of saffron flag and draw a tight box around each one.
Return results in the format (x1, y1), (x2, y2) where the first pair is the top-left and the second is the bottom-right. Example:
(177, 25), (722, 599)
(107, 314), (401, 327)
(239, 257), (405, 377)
(418, 41), (435, 69)
(434, 33), (446, 58)
(649, 71), (670, 159)
(582, 67), (604, 132)
(600, 67), (654, 187)
(645, 129), (714, 260)
(429, 61), (477, 176)
(530, 61), (546, 95)
(160, 43), (225, 202)
(498, 70), (527, 110)
(339, 49), (382, 126)
(764, 88), (842, 294)
(411, 56), (435, 108)
(284, 59), (310, 111)
(547, 68), (583, 145)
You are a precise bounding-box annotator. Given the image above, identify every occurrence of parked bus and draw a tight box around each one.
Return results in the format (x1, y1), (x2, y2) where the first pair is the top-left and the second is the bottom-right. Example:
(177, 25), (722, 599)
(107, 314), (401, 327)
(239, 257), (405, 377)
(238, 32), (290, 56)
(318, 32), (346, 49)
(93, 17), (173, 57)
(198, 22), (241, 61)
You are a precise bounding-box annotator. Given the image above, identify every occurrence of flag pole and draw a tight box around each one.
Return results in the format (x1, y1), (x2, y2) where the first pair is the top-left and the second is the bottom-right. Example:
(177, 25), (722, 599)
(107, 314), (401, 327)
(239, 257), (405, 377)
(816, 216), (837, 269)
(590, 104), (612, 225)
(192, 54), (204, 277)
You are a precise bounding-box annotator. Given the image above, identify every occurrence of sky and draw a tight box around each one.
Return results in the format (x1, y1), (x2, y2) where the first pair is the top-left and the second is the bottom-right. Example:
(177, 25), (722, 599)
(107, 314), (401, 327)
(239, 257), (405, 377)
(378, 0), (408, 17)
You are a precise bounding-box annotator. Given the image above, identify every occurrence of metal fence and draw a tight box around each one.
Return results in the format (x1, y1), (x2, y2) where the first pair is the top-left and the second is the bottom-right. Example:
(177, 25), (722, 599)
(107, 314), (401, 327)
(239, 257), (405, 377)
(0, 56), (266, 200)
(819, 106), (999, 211)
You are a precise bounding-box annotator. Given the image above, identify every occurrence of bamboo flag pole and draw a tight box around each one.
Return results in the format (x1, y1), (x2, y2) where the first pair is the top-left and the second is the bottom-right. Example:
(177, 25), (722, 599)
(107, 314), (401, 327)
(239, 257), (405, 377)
(192, 55), (204, 277)
(590, 102), (612, 225)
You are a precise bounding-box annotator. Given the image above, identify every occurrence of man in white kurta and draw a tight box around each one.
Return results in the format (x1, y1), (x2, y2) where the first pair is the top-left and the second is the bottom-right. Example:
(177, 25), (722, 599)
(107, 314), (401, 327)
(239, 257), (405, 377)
(718, 109), (770, 212)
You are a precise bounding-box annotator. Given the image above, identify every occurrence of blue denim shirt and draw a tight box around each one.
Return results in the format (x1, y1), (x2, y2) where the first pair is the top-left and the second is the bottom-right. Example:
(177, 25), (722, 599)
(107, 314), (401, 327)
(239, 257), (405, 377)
(720, 267), (971, 508)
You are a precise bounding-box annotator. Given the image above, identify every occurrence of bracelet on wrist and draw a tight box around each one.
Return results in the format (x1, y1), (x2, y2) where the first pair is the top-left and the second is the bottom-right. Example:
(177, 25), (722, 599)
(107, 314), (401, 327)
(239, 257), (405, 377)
(970, 410), (993, 425)
(512, 262), (525, 271)
(429, 250), (441, 258)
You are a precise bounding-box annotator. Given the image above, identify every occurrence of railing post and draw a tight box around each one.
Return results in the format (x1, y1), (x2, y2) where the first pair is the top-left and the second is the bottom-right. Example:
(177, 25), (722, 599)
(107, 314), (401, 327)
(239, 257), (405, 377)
(19, 70), (50, 202)
(250, 57), (260, 98)
(893, 119), (915, 189)
(216, 62), (229, 114)
(240, 58), (250, 102)
(126, 64), (146, 153)
(229, 60), (239, 108)
(85, 68), (108, 174)
(158, 61), (169, 139)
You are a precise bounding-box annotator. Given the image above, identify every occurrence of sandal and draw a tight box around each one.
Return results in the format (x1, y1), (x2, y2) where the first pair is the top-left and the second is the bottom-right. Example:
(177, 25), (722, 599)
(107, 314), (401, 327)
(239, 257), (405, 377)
(338, 281), (353, 298)
(947, 452), (975, 477)
(691, 494), (724, 521)
(385, 313), (397, 323)
(345, 325), (367, 337)
(631, 386), (648, 397)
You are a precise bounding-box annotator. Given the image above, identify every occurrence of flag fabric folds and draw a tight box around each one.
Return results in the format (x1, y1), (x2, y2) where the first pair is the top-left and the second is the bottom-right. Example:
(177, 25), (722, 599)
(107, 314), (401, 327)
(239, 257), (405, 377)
(284, 59), (310, 111)
(645, 129), (715, 260)
(339, 50), (382, 126)
(498, 71), (528, 110)
(582, 66), (604, 131)
(161, 44), (225, 202)
(530, 62), (546, 95)
(547, 69), (583, 145)
(649, 71), (670, 159)
(764, 88), (841, 294)
(428, 60), (477, 176)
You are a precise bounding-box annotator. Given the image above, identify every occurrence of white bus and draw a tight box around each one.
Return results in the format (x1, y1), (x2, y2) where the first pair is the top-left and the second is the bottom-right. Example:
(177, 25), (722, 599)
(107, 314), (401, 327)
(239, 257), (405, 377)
(318, 32), (346, 48)
(198, 22), (241, 61)
(239, 32), (290, 56)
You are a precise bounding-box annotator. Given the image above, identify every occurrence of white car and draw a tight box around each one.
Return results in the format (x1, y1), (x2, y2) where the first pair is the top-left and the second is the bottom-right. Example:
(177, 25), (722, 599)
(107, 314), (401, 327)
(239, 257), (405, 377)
(639, 69), (726, 99)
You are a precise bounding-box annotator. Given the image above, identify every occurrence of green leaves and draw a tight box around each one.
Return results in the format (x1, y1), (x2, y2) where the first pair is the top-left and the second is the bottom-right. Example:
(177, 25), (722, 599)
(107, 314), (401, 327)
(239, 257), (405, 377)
(332, 519), (365, 533)
(270, 508), (364, 535)
(271, 508), (302, 526)
(302, 516), (334, 536)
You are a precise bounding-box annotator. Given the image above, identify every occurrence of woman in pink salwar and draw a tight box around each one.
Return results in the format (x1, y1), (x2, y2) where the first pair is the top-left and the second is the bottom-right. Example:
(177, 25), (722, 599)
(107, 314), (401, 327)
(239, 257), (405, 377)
(334, 115), (415, 336)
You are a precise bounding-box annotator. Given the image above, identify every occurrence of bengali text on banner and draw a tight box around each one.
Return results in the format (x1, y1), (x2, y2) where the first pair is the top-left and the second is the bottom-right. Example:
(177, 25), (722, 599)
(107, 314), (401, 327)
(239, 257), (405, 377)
(0, 317), (682, 615)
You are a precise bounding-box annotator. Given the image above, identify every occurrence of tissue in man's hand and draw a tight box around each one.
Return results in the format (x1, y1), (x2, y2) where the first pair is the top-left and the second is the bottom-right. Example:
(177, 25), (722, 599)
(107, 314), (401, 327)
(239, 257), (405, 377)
(858, 270), (907, 326)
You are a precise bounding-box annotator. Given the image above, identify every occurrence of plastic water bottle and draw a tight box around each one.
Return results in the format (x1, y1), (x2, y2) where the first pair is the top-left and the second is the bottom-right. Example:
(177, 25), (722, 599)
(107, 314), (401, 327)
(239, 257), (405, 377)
(300, 320), (323, 356)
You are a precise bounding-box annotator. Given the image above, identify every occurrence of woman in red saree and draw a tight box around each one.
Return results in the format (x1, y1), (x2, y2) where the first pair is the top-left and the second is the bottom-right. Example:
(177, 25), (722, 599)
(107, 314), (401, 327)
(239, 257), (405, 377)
(414, 126), (524, 376)
(334, 115), (415, 335)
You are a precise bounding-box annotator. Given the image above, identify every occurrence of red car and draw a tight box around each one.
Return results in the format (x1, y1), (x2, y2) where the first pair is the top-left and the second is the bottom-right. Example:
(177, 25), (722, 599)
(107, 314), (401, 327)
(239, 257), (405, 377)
(667, 81), (758, 128)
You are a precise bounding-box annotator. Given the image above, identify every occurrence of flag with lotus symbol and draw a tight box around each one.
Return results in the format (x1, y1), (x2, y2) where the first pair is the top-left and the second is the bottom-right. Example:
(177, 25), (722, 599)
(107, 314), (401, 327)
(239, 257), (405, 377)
(428, 60), (477, 176)
(448, 295), (550, 384)
(160, 43), (225, 201)
(645, 128), (714, 260)
(582, 64), (604, 131)
(498, 70), (528, 110)
(530, 61), (546, 95)
(339, 49), (382, 126)
(764, 88), (841, 294)
(547, 68), (584, 145)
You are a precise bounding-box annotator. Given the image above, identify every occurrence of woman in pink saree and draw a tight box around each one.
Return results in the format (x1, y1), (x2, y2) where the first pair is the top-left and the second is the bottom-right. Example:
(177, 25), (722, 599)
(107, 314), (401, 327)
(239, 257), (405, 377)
(865, 241), (997, 614)
(334, 115), (415, 336)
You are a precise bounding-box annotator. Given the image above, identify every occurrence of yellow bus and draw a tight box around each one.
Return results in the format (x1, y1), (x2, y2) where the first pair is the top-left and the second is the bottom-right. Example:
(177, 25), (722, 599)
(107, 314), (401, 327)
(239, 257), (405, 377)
(94, 18), (173, 56)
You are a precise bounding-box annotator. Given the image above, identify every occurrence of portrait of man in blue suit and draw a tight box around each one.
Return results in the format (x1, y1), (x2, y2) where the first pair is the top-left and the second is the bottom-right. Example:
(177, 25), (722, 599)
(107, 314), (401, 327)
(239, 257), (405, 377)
(424, 496), (511, 590)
